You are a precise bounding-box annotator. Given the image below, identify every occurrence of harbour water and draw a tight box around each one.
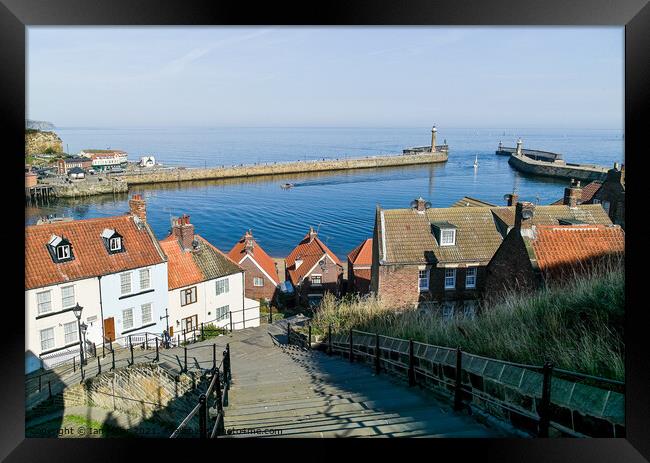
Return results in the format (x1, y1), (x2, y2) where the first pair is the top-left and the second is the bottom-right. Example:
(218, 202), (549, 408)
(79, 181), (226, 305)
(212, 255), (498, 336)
(25, 127), (623, 258)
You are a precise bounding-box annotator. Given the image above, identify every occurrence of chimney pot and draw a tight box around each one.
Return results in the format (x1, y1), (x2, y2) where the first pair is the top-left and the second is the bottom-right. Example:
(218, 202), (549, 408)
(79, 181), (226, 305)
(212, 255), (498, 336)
(506, 193), (519, 206)
(563, 179), (582, 207)
(514, 201), (535, 230)
(128, 194), (146, 222)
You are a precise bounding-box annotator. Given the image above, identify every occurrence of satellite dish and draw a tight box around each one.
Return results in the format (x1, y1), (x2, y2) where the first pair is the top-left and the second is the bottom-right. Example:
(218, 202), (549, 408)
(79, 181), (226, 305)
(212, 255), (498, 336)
(521, 209), (534, 220)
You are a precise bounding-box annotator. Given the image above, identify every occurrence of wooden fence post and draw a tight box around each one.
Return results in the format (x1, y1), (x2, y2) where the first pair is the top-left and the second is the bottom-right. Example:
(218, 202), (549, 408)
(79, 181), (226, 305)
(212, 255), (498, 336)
(198, 394), (207, 439)
(129, 336), (134, 366)
(375, 333), (381, 374)
(538, 361), (554, 437)
(328, 324), (332, 356)
(145, 333), (149, 350)
(201, 323), (204, 341)
(454, 347), (463, 411)
(184, 346), (188, 372)
(97, 356), (101, 376)
(73, 356), (76, 373)
(349, 329), (354, 363)
(408, 339), (416, 387)
(155, 338), (159, 362)
(111, 347), (115, 371)
(229, 312), (233, 332)
(269, 308), (273, 324)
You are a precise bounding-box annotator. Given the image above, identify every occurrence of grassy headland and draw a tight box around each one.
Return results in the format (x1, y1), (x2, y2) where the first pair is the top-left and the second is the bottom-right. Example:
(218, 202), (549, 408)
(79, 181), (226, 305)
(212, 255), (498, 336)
(312, 261), (624, 381)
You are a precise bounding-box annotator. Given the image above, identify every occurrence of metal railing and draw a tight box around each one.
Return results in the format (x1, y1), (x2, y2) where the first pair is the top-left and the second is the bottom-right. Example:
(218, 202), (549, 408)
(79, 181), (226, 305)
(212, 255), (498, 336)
(324, 325), (624, 438)
(170, 343), (232, 438)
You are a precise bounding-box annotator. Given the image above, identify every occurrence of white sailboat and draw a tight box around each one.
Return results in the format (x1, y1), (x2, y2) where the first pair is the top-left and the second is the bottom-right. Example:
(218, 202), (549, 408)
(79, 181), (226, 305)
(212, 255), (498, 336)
(473, 155), (479, 168)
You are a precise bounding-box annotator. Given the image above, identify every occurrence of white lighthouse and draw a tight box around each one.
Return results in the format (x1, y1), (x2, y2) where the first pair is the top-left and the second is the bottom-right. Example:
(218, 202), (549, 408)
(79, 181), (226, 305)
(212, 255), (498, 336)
(516, 138), (523, 156)
(431, 125), (437, 152)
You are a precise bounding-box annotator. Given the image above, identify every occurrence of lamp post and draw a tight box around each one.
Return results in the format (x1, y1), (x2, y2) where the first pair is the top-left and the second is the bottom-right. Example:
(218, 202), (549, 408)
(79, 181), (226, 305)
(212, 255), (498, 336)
(72, 303), (84, 374)
(80, 322), (88, 365)
(160, 308), (170, 347)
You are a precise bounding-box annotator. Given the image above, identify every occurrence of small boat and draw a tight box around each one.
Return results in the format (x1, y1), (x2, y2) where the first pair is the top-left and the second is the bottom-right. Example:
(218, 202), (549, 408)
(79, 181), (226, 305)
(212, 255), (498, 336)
(281, 183), (294, 189)
(473, 155), (479, 168)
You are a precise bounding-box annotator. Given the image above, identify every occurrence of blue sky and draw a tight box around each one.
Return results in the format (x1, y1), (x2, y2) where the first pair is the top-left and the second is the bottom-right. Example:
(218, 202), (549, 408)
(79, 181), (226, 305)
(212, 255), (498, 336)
(27, 27), (623, 129)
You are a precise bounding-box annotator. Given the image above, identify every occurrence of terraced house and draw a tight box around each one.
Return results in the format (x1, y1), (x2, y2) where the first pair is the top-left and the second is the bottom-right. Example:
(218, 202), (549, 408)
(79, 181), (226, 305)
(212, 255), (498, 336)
(371, 196), (613, 317)
(160, 216), (259, 336)
(24, 195), (168, 373)
(228, 230), (280, 303)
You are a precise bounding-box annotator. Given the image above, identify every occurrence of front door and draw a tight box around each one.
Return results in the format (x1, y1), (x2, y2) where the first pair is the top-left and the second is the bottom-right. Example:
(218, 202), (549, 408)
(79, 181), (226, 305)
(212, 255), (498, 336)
(182, 315), (198, 333)
(104, 317), (115, 342)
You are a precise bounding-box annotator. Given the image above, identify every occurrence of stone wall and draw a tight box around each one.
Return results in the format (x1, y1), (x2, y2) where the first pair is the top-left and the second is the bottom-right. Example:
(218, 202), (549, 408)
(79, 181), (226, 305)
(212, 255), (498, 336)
(123, 152), (448, 186)
(25, 130), (63, 155)
(376, 264), (420, 309)
(51, 178), (129, 198)
(62, 363), (206, 425)
(508, 154), (607, 183)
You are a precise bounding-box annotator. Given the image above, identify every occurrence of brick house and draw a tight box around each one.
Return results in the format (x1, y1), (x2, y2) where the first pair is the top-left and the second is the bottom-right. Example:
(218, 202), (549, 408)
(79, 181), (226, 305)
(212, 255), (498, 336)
(56, 157), (93, 174)
(371, 197), (613, 317)
(551, 164), (625, 229)
(485, 201), (624, 296)
(347, 238), (372, 295)
(228, 230), (280, 303)
(285, 227), (344, 306)
(160, 216), (258, 336)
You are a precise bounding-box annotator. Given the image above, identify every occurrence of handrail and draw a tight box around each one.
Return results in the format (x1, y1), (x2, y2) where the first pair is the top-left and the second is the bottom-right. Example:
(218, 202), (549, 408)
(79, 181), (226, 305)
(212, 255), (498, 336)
(170, 402), (202, 438)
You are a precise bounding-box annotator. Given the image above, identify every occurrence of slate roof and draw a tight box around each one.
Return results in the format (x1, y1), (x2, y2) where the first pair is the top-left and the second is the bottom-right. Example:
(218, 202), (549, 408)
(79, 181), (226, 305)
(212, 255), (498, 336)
(160, 234), (242, 290)
(377, 203), (614, 266)
(286, 230), (342, 285)
(451, 196), (497, 208)
(25, 215), (166, 290)
(526, 224), (624, 274)
(227, 232), (279, 285)
(347, 239), (373, 267)
(551, 181), (603, 205)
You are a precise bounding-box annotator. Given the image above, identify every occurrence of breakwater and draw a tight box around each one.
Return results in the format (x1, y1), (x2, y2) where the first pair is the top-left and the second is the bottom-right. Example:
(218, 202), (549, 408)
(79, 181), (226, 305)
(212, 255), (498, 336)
(508, 153), (608, 183)
(122, 152), (448, 186)
(50, 177), (129, 198)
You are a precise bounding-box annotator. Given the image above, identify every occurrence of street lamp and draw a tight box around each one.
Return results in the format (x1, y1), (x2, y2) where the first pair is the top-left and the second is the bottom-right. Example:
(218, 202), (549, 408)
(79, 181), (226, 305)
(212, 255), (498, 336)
(80, 322), (88, 365)
(72, 303), (84, 373)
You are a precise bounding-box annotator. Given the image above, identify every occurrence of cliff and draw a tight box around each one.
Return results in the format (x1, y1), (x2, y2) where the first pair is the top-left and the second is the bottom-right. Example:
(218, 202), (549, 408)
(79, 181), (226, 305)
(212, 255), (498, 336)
(26, 119), (56, 131)
(25, 130), (63, 155)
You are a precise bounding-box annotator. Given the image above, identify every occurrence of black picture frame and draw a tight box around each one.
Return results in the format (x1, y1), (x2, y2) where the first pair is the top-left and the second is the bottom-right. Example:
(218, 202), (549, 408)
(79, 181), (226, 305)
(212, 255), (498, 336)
(2, 0), (648, 460)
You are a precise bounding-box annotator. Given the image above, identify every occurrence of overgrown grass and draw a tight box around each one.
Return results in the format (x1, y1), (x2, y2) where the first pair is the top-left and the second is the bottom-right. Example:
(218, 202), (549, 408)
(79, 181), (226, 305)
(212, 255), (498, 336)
(312, 261), (624, 381)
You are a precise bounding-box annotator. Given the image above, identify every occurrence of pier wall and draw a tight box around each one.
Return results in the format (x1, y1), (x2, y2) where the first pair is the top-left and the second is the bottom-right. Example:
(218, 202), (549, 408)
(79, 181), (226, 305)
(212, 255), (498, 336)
(123, 153), (448, 185)
(51, 178), (129, 198)
(508, 154), (607, 183)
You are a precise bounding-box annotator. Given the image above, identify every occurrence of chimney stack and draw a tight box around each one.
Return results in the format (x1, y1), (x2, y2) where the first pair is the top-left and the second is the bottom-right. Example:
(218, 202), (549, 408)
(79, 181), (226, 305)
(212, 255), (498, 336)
(505, 193), (519, 206)
(414, 197), (427, 212)
(129, 194), (147, 222)
(308, 227), (317, 243)
(514, 201), (535, 230)
(171, 214), (195, 250)
(563, 179), (582, 207)
(244, 230), (254, 254)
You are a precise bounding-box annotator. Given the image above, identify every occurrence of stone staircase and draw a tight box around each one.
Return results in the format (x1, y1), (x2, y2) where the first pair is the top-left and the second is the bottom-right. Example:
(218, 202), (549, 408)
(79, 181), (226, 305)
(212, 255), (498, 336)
(222, 321), (509, 437)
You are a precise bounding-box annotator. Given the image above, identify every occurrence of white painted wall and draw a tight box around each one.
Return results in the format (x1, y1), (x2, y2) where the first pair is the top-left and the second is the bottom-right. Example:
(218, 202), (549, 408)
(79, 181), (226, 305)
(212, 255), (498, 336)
(99, 262), (168, 347)
(167, 271), (246, 336)
(25, 277), (103, 373)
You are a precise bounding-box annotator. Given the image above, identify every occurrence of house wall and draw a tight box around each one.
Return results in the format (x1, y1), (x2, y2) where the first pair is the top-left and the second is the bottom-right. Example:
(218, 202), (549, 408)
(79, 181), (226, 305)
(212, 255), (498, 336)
(238, 255), (277, 302)
(591, 181), (625, 229)
(100, 262), (168, 346)
(295, 255), (342, 301)
(484, 231), (538, 298)
(376, 264), (420, 309)
(349, 265), (371, 294)
(167, 271), (245, 335)
(428, 265), (485, 302)
(25, 277), (103, 373)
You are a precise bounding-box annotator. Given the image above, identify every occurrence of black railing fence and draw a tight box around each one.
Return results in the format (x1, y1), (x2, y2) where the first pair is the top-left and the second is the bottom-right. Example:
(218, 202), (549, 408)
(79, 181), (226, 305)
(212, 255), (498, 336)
(170, 343), (232, 438)
(325, 326), (624, 438)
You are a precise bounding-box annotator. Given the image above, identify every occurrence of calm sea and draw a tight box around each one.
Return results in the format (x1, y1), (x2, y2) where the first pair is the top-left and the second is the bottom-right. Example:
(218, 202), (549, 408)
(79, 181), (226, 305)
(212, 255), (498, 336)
(25, 127), (624, 258)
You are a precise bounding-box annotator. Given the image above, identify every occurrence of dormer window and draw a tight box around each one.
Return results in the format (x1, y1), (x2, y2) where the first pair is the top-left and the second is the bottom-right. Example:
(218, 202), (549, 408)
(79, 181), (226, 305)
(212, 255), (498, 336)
(431, 222), (457, 246)
(101, 228), (125, 254)
(47, 234), (74, 263)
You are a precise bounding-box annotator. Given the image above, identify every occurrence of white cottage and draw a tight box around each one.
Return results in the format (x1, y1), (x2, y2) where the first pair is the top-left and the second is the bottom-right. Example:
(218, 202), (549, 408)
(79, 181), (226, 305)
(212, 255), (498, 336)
(160, 215), (259, 339)
(24, 194), (167, 373)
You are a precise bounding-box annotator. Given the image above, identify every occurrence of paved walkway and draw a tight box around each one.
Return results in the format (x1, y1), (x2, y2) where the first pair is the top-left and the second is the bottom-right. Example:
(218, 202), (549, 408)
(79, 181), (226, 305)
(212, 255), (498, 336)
(28, 319), (510, 437)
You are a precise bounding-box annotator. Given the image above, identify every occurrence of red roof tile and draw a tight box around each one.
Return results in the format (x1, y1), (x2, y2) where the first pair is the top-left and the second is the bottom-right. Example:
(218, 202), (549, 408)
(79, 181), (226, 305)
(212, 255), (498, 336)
(25, 215), (165, 290)
(347, 239), (373, 266)
(529, 225), (624, 275)
(227, 232), (279, 285)
(285, 230), (342, 285)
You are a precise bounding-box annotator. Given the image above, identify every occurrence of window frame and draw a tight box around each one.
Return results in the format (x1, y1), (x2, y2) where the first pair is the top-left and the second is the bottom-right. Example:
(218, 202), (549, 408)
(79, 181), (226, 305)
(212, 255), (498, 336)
(216, 305), (230, 321)
(63, 321), (78, 345)
(57, 245), (71, 260)
(310, 274), (322, 286)
(215, 278), (230, 296)
(418, 269), (429, 291)
(253, 276), (264, 287)
(440, 229), (456, 246)
(444, 268), (456, 290)
(120, 272), (132, 295)
(139, 268), (151, 290)
(465, 267), (477, 289)
(40, 327), (55, 351)
(180, 286), (198, 306)
(141, 303), (153, 324)
(109, 236), (122, 251)
(122, 308), (134, 331)
(61, 285), (75, 309)
(37, 290), (52, 314)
